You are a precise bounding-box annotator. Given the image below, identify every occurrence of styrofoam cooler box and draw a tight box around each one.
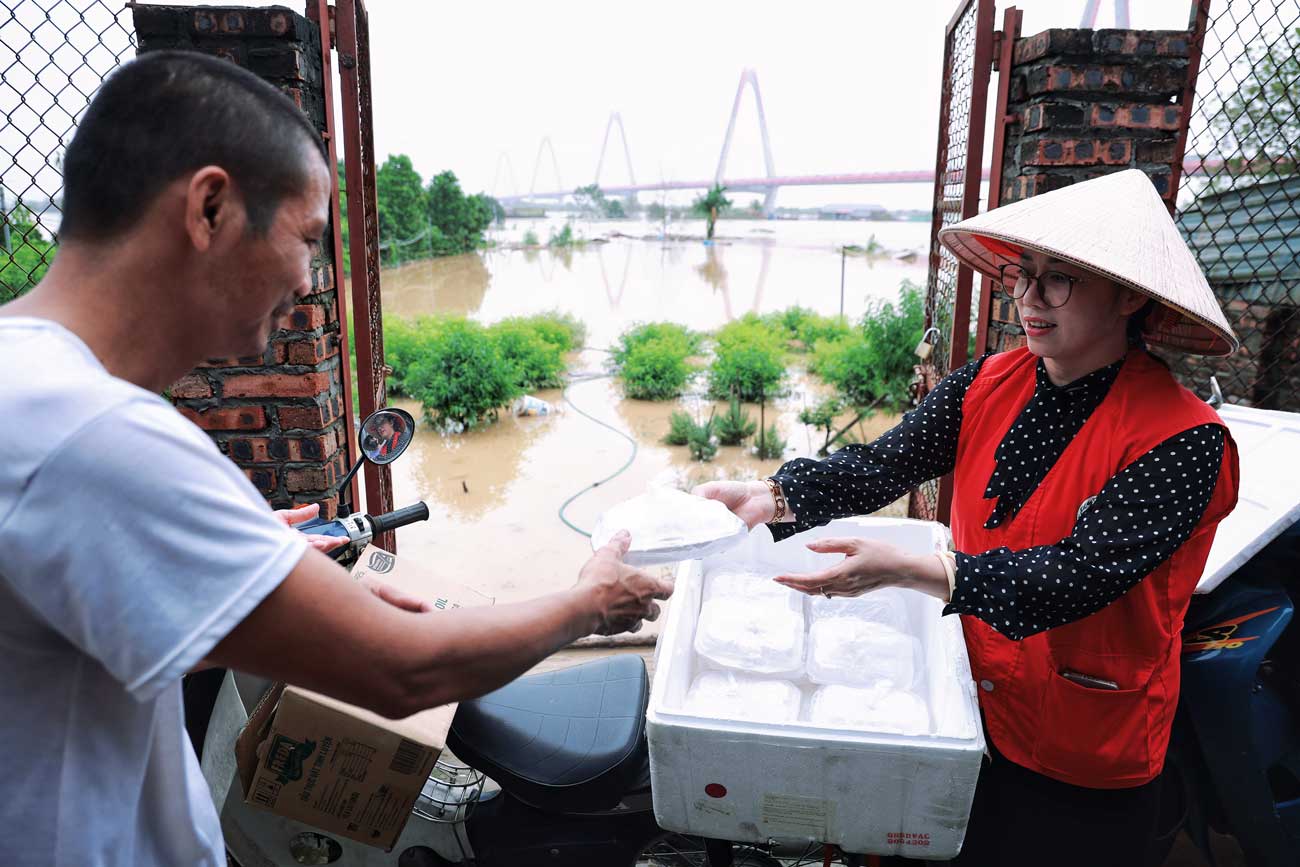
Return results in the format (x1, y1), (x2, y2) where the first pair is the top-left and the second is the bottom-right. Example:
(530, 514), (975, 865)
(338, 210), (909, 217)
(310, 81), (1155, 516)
(646, 517), (985, 860)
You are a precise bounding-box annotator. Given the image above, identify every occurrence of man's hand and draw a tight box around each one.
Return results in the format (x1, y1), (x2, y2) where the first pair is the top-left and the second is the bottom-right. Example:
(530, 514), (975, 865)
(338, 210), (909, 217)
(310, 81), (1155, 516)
(578, 530), (674, 635)
(692, 480), (781, 529)
(277, 504), (429, 612)
(359, 577), (432, 613)
(276, 503), (348, 554)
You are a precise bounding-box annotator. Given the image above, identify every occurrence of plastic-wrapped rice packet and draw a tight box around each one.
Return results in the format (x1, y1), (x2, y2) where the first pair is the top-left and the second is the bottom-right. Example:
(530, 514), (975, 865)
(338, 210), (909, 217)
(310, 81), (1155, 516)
(682, 671), (803, 724)
(591, 487), (748, 566)
(695, 568), (806, 675)
(702, 565), (791, 603)
(809, 587), (912, 632)
(808, 683), (930, 735)
(806, 618), (920, 689)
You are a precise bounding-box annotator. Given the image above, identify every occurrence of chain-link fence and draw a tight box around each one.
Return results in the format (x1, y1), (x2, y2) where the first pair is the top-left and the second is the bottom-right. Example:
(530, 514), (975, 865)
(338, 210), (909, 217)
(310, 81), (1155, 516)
(1173, 0), (1300, 410)
(1, 0), (134, 302)
(913, 0), (994, 521)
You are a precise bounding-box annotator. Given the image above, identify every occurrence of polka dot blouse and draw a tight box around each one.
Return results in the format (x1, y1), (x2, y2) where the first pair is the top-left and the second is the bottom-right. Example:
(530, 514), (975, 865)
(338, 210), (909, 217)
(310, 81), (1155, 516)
(771, 354), (1225, 640)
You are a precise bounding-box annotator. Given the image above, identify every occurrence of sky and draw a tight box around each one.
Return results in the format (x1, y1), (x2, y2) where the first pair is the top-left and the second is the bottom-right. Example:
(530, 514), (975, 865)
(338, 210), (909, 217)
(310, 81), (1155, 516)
(1, 0), (1210, 217)
(358, 0), (1199, 209)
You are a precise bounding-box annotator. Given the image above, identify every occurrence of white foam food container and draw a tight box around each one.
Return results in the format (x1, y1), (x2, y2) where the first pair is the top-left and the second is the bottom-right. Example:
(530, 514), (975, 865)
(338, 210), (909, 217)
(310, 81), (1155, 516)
(646, 517), (985, 860)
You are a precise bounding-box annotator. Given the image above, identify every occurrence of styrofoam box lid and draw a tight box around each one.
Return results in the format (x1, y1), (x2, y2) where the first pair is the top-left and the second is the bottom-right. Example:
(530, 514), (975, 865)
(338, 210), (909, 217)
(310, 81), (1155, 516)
(648, 516), (984, 749)
(1198, 403), (1300, 593)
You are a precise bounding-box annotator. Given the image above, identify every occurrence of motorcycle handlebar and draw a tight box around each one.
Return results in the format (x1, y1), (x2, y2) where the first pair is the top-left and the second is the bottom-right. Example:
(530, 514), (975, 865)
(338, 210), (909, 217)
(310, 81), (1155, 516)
(369, 502), (430, 535)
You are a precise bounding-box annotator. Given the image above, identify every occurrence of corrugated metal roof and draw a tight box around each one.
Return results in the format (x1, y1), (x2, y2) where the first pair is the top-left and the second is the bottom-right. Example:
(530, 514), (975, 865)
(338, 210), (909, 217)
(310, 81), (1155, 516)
(1179, 174), (1300, 304)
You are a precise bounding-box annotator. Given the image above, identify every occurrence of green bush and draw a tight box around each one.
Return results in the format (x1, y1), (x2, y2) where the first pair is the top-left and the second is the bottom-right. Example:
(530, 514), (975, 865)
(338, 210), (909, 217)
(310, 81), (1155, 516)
(687, 415), (719, 462)
(809, 281), (925, 411)
(796, 314), (852, 349)
(612, 323), (700, 400)
(754, 424), (786, 460)
(809, 333), (878, 406)
(548, 224), (576, 248)
(522, 228), (540, 246)
(612, 322), (702, 367)
(707, 318), (786, 401)
(859, 279), (926, 407)
(664, 410), (695, 446)
(663, 410), (717, 460)
(798, 397), (843, 432)
(403, 318), (521, 431)
(382, 315), (445, 396)
(620, 337), (695, 400)
(488, 319), (567, 390)
(715, 397), (756, 446)
(761, 306), (852, 351)
(509, 310), (586, 352)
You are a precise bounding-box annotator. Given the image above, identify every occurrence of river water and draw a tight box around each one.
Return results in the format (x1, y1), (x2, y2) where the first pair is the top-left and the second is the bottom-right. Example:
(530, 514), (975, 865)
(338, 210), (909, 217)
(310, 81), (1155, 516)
(378, 217), (929, 621)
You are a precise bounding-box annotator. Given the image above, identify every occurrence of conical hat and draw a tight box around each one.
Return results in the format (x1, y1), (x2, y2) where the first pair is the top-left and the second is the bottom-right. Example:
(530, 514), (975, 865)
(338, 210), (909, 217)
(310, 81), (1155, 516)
(938, 169), (1237, 356)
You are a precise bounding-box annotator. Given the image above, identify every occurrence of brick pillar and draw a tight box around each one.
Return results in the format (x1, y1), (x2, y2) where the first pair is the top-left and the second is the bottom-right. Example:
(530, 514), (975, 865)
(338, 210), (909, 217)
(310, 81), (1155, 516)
(986, 27), (1193, 354)
(134, 5), (352, 518)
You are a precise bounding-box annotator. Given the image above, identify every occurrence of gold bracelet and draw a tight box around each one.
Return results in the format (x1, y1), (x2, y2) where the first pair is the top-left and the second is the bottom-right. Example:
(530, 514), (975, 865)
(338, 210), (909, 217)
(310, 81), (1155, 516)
(764, 478), (787, 524)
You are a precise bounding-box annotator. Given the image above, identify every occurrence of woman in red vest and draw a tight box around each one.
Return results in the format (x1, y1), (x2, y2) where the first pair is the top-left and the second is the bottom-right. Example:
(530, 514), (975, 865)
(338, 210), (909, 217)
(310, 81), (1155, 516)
(698, 170), (1240, 866)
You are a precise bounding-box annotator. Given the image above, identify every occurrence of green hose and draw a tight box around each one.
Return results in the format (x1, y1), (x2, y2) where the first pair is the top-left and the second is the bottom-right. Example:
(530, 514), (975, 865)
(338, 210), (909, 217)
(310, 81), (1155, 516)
(557, 372), (639, 538)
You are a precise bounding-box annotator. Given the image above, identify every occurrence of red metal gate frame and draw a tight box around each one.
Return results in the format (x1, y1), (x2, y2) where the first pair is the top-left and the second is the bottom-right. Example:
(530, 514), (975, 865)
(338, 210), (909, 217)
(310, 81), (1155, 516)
(309, 0), (359, 517)
(973, 6), (1023, 358)
(311, 0), (395, 549)
(1164, 0), (1212, 213)
(911, 0), (997, 524)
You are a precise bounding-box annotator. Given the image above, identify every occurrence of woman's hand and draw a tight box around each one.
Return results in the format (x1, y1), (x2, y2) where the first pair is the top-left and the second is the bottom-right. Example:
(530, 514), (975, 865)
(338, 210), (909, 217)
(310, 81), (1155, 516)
(774, 537), (949, 600)
(692, 480), (779, 529)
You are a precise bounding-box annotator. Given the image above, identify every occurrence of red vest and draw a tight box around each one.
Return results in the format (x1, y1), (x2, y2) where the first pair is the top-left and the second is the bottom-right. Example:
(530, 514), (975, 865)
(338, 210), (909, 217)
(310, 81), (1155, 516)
(952, 348), (1239, 789)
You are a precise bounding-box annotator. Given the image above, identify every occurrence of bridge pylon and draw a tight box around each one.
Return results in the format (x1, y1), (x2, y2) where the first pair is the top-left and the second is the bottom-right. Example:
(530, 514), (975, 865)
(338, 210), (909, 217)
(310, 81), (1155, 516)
(492, 152), (520, 198)
(529, 137), (564, 199)
(595, 112), (636, 203)
(715, 68), (778, 217)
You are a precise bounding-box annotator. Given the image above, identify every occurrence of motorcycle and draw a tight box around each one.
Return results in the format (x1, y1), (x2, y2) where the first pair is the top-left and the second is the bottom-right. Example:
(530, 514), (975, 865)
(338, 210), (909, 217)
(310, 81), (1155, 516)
(1145, 400), (1300, 867)
(202, 400), (1300, 867)
(196, 407), (785, 866)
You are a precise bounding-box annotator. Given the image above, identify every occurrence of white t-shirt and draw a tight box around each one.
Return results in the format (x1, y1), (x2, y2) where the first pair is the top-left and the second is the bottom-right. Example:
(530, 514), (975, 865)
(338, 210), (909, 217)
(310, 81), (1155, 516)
(0, 318), (309, 866)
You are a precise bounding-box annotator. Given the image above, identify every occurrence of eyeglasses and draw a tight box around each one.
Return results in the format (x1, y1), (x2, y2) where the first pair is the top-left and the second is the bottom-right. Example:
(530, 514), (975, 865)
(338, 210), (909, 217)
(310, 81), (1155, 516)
(998, 263), (1078, 309)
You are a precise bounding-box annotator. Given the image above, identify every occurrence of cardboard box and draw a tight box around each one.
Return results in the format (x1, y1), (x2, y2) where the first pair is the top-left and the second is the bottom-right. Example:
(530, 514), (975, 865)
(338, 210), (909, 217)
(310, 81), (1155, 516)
(234, 545), (492, 850)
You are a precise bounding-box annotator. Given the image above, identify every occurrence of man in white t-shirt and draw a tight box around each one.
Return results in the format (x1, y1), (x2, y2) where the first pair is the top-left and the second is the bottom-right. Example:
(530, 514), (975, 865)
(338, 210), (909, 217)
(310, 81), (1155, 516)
(0, 51), (671, 867)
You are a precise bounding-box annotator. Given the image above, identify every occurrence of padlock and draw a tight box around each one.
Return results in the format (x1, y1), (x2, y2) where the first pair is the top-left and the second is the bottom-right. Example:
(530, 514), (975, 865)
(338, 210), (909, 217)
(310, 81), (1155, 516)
(914, 339), (933, 360)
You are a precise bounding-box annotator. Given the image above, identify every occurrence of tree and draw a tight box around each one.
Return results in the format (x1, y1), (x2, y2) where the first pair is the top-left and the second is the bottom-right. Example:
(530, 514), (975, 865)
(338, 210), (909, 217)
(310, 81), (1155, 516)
(423, 171), (493, 256)
(807, 280), (926, 452)
(376, 154), (427, 262)
(574, 183), (627, 219)
(427, 170), (470, 251)
(692, 183), (732, 240)
(1211, 24), (1299, 181)
(0, 201), (55, 300)
(574, 183), (608, 218)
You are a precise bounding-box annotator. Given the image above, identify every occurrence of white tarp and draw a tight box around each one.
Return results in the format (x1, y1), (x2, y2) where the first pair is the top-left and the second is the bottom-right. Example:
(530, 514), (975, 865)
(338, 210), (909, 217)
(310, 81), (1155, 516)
(1198, 403), (1300, 593)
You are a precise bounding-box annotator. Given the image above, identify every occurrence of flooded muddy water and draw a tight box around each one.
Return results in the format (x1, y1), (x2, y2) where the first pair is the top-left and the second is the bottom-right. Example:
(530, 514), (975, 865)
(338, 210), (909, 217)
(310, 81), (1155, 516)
(378, 219), (926, 621)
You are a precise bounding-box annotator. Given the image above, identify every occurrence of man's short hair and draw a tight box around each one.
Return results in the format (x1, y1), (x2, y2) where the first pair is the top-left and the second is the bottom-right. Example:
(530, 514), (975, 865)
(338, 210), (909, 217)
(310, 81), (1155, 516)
(59, 50), (327, 242)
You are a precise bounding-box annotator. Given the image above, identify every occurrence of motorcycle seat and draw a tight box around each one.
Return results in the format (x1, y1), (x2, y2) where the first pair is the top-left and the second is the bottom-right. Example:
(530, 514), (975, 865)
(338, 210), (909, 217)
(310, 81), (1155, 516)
(448, 654), (650, 813)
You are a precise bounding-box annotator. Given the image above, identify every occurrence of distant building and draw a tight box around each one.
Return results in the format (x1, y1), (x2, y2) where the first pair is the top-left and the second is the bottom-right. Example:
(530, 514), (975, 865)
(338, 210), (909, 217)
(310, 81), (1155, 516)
(816, 203), (893, 221)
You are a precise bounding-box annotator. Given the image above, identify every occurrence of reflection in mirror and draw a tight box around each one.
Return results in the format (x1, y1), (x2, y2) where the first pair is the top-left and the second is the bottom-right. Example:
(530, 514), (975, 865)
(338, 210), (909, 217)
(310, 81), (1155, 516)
(360, 408), (416, 464)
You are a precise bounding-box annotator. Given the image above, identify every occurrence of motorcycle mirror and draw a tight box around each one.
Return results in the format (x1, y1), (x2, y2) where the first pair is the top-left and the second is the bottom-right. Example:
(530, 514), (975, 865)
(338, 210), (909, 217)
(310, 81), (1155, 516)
(333, 407), (417, 518)
(358, 407), (415, 465)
